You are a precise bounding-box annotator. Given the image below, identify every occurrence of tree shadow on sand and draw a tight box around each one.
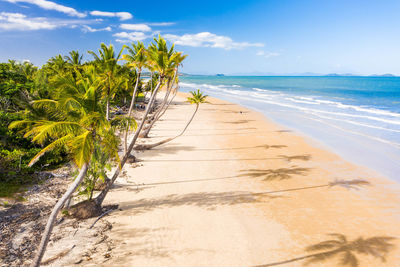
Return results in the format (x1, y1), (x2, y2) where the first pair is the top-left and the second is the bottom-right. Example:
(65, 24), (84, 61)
(118, 179), (370, 215)
(118, 191), (281, 215)
(254, 233), (396, 267)
(240, 167), (311, 181)
(278, 154), (311, 162)
(223, 119), (254, 124)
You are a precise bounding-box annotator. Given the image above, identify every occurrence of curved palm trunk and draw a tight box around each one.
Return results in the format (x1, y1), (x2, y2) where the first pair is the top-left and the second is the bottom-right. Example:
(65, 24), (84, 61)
(31, 163), (89, 267)
(106, 98), (110, 121)
(127, 70), (141, 117)
(140, 87), (171, 137)
(123, 128), (128, 155)
(136, 104), (198, 150)
(156, 85), (179, 121)
(179, 104), (198, 136)
(95, 77), (164, 206)
(141, 70), (178, 137)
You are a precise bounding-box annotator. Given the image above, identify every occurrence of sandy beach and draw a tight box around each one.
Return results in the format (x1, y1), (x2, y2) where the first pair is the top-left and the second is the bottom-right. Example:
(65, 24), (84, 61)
(81, 92), (399, 267)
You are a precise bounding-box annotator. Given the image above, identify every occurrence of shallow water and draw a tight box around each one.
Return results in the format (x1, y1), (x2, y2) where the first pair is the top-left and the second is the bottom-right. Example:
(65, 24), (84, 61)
(180, 76), (400, 182)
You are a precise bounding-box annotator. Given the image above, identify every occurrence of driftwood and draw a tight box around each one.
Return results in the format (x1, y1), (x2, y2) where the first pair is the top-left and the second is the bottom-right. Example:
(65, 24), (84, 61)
(41, 245), (76, 265)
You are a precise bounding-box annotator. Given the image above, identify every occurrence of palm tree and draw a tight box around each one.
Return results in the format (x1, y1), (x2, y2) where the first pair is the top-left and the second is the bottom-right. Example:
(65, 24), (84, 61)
(122, 41), (147, 117)
(181, 89), (207, 134)
(111, 115), (137, 155)
(141, 51), (187, 138)
(255, 234), (396, 267)
(46, 55), (68, 74)
(94, 36), (182, 206)
(64, 50), (83, 66)
(10, 66), (120, 267)
(88, 43), (125, 120)
(136, 89), (207, 150)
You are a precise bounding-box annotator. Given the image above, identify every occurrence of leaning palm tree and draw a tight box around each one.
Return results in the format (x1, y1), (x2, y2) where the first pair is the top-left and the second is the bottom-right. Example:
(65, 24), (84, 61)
(136, 89), (207, 150)
(94, 36), (183, 207)
(88, 43), (125, 120)
(122, 41), (147, 117)
(10, 66), (120, 267)
(141, 51), (187, 138)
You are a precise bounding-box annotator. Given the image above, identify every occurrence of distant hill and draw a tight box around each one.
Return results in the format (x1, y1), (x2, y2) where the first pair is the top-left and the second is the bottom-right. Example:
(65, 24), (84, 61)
(325, 73), (356, 76)
(368, 74), (397, 77)
(179, 72), (398, 77)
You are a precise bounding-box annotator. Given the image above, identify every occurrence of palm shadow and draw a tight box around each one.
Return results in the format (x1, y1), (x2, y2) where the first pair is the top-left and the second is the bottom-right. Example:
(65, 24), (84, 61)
(150, 127), (257, 131)
(254, 233), (396, 267)
(278, 154), (311, 162)
(148, 144), (284, 153)
(240, 167), (310, 181)
(223, 119), (254, 124)
(119, 190), (281, 215)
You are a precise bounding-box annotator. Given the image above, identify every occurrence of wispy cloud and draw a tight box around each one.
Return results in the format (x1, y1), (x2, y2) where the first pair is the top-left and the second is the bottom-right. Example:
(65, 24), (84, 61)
(90, 11), (132, 21)
(82, 25), (111, 33)
(256, 50), (280, 58)
(120, 23), (151, 32)
(0, 12), (57, 30)
(0, 12), (98, 31)
(113, 31), (156, 43)
(3, 0), (86, 18)
(148, 22), (175, 26)
(164, 32), (264, 50)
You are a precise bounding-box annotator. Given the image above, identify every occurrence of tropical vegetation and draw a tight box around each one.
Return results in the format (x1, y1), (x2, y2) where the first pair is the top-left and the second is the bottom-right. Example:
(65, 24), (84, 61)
(0, 35), (199, 266)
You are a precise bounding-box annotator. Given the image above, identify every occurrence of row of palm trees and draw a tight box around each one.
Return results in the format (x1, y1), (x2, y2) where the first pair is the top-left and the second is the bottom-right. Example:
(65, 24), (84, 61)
(8, 35), (206, 266)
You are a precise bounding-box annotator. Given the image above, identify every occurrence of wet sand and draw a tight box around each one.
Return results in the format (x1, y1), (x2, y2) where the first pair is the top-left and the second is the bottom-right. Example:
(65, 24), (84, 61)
(101, 93), (400, 266)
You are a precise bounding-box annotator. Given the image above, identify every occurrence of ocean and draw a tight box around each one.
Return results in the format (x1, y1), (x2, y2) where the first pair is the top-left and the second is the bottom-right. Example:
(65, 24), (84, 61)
(179, 76), (400, 182)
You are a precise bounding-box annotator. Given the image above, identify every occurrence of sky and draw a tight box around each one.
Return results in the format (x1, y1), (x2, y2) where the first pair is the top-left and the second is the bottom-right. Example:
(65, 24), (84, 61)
(1, 0), (400, 75)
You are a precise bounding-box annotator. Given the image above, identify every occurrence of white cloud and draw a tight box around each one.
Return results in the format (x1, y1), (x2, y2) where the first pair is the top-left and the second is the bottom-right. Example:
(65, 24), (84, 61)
(4, 0), (86, 18)
(0, 12), (98, 31)
(0, 12), (57, 30)
(256, 50), (280, 58)
(120, 23), (151, 32)
(164, 32), (264, 50)
(90, 11), (132, 21)
(113, 31), (155, 43)
(148, 22), (175, 26)
(82, 25), (111, 33)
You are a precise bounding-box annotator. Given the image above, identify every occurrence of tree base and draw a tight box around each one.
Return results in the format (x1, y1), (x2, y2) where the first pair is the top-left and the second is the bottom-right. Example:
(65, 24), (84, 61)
(68, 199), (102, 219)
(94, 178), (111, 191)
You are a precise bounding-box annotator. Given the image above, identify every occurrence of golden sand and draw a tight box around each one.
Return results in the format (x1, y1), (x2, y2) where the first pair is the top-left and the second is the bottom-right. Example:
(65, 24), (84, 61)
(99, 93), (400, 266)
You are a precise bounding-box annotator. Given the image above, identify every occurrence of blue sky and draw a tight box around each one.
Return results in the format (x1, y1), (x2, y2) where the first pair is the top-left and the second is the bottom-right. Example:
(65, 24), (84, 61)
(1, 0), (400, 75)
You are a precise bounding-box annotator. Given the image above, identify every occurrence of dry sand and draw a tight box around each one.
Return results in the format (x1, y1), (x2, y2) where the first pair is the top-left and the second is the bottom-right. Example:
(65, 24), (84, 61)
(98, 93), (400, 266)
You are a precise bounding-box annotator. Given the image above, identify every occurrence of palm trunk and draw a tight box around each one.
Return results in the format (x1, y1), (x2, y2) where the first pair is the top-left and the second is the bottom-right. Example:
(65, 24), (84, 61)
(179, 104), (198, 136)
(127, 70), (141, 117)
(106, 98), (110, 121)
(141, 69), (178, 137)
(140, 86), (171, 137)
(123, 128), (128, 155)
(95, 77), (164, 206)
(31, 163), (89, 267)
(156, 85), (179, 121)
(136, 104), (198, 150)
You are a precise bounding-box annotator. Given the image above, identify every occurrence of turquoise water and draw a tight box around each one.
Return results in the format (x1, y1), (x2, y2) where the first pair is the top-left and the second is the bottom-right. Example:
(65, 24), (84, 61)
(180, 76), (400, 181)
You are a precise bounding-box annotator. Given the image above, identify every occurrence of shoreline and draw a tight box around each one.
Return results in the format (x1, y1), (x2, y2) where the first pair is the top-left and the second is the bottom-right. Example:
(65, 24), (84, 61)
(179, 78), (400, 182)
(222, 97), (398, 186)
